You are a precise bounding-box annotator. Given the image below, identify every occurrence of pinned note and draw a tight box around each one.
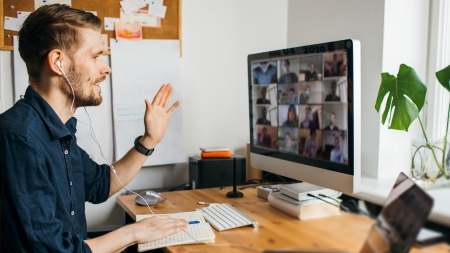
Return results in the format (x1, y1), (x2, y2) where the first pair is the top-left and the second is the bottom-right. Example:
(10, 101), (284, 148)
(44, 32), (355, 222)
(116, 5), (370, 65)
(148, 3), (167, 19)
(120, 9), (161, 28)
(115, 22), (142, 40)
(104, 17), (120, 31)
(17, 11), (32, 30)
(120, 0), (147, 15)
(4, 16), (20, 32)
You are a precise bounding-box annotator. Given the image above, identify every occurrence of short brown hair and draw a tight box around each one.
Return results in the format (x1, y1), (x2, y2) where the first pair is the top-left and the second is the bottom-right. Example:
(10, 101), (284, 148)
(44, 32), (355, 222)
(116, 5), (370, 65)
(18, 4), (102, 81)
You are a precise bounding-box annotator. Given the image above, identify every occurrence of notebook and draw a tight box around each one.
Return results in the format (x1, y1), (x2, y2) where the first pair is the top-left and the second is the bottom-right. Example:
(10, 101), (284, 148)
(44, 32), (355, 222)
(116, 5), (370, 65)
(136, 211), (215, 252)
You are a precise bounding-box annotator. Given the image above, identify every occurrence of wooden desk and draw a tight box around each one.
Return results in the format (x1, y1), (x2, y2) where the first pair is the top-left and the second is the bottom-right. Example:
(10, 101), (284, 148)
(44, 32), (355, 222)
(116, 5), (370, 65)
(116, 187), (449, 253)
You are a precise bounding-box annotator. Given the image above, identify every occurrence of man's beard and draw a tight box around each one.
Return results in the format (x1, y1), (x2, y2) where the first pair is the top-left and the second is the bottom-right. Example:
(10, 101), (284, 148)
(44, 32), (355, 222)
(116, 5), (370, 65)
(61, 65), (103, 108)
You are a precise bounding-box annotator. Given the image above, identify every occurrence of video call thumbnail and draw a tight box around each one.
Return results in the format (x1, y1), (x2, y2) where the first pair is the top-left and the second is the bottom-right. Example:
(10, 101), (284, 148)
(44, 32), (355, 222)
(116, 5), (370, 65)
(252, 50), (349, 164)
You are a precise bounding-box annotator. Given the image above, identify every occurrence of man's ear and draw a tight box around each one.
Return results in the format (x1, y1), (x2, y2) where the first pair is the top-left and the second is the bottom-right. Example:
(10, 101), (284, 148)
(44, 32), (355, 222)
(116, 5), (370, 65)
(47, 49), (64, 75)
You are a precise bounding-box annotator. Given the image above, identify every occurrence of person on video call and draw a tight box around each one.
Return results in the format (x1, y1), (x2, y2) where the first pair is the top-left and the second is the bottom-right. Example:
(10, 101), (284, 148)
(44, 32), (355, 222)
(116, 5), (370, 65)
(303, 129), (317, 158)
(300, 106), (317, 130)
(324, 81), (341, 102)
(253, 61), (277, 84)
(305, 62), (318, 81)
(330, 136), (344, 163)
(282, 105), (299, 127)
(288, 88), (298, 104)
(279, 59), (298, 83)
(277, 89), (282, 103)
(256, 86), (271, 104)
(283, 132), (298, 153)
(325, 53), (339, 77)
(0, 5), (188, 252)
(324, 112), (339, 130)
(257, 127), (272, 148)
(299, 85), (310, 104)
(256, 107), (272, 125)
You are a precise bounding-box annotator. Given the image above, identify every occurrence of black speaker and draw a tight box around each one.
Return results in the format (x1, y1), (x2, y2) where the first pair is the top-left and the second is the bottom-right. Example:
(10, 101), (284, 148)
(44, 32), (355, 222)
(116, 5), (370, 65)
(189, 155), (246, 189)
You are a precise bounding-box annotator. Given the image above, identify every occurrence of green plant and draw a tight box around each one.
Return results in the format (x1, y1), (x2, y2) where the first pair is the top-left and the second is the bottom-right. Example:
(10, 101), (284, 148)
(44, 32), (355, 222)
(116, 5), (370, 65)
(375, 64), (450, 179)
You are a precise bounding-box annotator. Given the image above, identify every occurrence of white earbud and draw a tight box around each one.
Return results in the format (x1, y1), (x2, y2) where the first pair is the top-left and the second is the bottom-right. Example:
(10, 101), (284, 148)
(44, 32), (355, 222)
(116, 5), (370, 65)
(56, 61), (61, 68)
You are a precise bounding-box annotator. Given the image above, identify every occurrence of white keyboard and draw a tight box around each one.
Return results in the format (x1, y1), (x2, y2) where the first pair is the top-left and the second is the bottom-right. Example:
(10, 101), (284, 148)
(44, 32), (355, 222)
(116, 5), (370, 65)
(196, 203), (259, 231)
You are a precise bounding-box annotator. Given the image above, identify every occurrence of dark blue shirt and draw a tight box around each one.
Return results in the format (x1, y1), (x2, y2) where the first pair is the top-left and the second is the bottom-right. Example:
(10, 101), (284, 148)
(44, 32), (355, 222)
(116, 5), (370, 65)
(0, 86), (111, 252)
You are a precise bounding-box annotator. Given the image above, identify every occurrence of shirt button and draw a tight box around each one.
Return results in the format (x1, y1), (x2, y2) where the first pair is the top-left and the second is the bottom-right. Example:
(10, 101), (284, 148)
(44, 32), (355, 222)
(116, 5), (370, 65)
(64, 150), (69, 155)
(69, 181), (72, 186)
(71, 211), (74, 216)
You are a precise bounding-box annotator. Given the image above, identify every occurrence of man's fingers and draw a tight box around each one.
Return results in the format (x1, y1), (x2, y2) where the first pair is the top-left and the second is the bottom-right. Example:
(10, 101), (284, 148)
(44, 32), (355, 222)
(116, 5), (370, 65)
(166, 101), (180, 116)
(162, 85), (173, 108)
(152, 84), (167, 106)
(144, 99), (152, 113)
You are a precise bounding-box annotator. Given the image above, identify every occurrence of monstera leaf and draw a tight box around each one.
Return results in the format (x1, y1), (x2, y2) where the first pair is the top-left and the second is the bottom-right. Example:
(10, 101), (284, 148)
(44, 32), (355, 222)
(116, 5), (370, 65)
(375, 64), (427, 131)
(436, 64), (450, 92)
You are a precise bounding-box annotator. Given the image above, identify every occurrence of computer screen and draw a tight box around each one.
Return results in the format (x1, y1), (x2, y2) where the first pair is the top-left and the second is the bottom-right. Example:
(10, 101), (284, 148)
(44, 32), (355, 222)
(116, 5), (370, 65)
(248, 39), (361, 194)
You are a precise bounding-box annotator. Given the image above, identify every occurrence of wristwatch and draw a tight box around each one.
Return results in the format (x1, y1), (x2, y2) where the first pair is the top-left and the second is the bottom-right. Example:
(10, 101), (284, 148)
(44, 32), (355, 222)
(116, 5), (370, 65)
(134, 136), (154, 156)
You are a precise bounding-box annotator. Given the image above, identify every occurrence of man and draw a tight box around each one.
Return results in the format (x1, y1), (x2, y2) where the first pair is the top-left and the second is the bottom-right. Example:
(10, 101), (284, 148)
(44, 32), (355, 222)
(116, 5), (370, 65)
(256, 107), (271, 125)
(0, 5), (187, 252)
(325, 53), (339, 77)
(279, 59), (298, 83)
(287, 88), (298, 104)
(324, 112), (339, 130)
(324, 81), (341, 102)
(299, 85), (310, 104)
(257, 127), (272, 148)
(305, 63), (318, 81)
(303, 129), (317, 158)
(253, 61), (277, 84)
(300, 106), (317, 130)
(256, 86), (271, 104)
(330, 136), (344, 163)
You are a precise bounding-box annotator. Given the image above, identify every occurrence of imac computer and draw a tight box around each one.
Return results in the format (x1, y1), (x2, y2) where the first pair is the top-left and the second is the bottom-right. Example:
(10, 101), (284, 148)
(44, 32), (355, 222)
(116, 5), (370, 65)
(248, 39), (361, 194)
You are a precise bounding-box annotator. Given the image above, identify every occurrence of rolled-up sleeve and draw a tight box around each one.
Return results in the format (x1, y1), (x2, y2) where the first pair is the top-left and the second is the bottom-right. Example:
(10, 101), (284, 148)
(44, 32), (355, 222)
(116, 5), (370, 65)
(0, 134), (92, 253)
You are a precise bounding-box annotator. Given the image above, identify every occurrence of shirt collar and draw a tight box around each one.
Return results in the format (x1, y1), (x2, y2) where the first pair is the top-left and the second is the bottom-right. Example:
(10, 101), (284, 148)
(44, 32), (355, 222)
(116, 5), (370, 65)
(24, 85), (77, 139)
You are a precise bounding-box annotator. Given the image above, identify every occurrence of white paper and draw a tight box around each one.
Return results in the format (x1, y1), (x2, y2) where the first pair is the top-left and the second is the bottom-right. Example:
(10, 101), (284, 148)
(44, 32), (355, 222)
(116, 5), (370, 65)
(110, 39), (186, 166)
(4, 17), (20, 32)
(17, 11), (32, 30)
(86, 11), (98, 16)
(104, 17), (120, 31)
(146, 0), (163, 6)
(34, 0), (72, 10)
(148, 4), (167, 19)
(120, 0), (147, 14)
(120, 9), (160, 27)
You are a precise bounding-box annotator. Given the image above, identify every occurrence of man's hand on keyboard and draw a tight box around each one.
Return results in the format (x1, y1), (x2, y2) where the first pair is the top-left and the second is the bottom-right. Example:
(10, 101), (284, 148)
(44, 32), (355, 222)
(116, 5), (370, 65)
(132, 215), (188, 244)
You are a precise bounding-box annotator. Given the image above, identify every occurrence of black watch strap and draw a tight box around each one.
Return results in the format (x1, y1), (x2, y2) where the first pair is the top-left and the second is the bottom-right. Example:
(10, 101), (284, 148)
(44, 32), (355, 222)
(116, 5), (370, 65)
(134, 136), (154, 156)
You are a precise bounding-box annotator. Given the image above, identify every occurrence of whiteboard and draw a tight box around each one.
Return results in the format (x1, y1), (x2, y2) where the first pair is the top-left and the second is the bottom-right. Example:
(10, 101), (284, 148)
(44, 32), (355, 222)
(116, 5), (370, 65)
(13, 36), (27, 101)
(110, 39), (186, 166)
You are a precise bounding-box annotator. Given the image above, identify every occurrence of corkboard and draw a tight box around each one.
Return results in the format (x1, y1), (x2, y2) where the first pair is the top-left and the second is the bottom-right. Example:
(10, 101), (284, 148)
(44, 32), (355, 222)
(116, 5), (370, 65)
(0, 0), (181, 54)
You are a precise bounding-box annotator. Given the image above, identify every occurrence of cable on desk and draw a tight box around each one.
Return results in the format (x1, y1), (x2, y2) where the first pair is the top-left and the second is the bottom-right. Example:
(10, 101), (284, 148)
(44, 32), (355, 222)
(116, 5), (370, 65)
(311, 193), (373, 218)
(168, 183), (190, 191)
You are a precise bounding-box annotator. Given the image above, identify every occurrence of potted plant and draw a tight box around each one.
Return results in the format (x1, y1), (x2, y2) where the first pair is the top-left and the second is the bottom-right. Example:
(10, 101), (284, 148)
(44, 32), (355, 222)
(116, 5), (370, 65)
(375, 64), (450, 183)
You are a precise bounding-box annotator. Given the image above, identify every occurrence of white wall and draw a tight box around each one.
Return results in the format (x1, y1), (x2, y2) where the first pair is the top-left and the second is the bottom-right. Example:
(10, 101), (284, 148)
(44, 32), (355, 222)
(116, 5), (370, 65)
(286, 0), (429, 179)
(287, 0), (386, 178)
(0, 0), (288, 227)
(378, 0), (429, 179)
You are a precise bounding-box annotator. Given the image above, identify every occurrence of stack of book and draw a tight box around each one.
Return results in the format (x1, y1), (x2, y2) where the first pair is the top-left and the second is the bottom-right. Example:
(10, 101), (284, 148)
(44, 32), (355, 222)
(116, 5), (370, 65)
(268, 182), (342, 220)
(200, 147), (231, 158)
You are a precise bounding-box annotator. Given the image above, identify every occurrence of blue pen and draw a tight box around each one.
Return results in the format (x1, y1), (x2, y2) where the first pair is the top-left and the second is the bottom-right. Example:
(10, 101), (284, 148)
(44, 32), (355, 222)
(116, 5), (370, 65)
(188, 220), (200, 224)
